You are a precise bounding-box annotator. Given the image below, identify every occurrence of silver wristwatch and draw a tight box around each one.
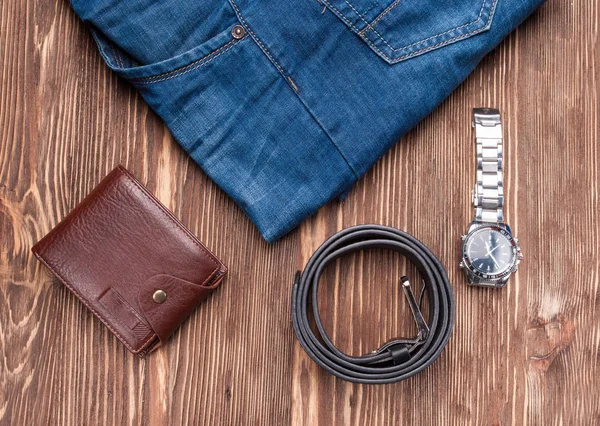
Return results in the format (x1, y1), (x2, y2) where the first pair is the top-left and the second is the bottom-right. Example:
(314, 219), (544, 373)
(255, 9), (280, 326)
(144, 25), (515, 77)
(460, 108), (523, 288)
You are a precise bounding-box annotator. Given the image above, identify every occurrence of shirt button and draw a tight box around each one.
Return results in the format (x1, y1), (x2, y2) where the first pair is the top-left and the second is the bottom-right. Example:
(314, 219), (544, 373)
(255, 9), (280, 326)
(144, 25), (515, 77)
(231, 25), (246, 40)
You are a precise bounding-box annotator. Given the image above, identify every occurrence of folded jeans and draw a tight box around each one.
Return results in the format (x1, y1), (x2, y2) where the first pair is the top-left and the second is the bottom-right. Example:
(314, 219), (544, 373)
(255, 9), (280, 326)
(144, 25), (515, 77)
(70, 0), (545, 242)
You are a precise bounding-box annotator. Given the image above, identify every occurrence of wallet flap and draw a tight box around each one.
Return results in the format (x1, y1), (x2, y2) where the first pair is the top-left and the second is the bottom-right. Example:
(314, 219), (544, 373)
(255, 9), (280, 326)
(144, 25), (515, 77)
(138, 274), (219, 346)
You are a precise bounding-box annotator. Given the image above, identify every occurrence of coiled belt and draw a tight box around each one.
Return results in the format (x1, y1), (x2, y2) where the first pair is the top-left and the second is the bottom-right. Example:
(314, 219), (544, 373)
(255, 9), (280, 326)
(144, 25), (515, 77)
(291, 225), (454, 384)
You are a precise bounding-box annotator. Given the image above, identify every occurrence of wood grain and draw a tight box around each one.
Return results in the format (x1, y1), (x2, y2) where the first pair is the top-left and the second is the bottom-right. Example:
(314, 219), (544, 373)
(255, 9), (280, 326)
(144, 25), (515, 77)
(1, 0), (598, 424)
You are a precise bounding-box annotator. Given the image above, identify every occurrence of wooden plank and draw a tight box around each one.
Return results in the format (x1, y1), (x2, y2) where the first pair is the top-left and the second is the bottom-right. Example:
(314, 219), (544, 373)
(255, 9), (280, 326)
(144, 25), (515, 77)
(1, 0), (598, 424)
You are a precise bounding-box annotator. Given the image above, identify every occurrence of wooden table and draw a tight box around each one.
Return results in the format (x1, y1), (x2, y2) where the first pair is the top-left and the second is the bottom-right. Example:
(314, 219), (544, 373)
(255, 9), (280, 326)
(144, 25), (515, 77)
(1, 1), (598, 424)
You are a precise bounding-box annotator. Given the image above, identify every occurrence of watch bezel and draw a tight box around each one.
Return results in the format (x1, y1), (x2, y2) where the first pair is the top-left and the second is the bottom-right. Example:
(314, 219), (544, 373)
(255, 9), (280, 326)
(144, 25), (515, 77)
(461, 224), (519, 281)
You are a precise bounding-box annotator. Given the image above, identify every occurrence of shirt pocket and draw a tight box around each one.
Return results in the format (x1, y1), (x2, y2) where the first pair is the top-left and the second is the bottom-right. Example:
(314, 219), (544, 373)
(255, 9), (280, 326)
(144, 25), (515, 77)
(321, 0), (499, 64)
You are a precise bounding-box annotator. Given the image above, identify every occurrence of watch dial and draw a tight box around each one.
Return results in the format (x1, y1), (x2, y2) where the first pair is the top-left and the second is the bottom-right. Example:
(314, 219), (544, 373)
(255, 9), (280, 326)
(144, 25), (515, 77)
(465, 227), (515, 275)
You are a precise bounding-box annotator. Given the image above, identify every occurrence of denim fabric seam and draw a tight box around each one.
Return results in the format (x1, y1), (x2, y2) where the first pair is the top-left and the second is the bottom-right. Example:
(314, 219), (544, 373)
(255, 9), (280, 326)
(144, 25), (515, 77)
(343, 0), (398, 53)
(322, 0), (496, 62)
(366, 16), (494, 63)
(361, 0), (401, 32)
(342, 0), (372, 27)
(91, 29), (124, 71)
(228, 0), (287, 77)
(229, 0), (360, 180)
(291, 89), (360, 180)
(366, 0), (490, 52)
(102, 37), (121, 68)
(129, 37), (245, 85)
(362, 1), (383, 17)
(332, 0), (487, 51)
(287, 76), (301, 94)
(109, 41), (124, 68)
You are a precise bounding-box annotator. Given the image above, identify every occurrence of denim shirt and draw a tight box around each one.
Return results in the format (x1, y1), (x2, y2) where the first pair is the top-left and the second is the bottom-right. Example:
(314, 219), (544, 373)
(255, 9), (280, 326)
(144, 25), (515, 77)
(71, 0), (545, 242)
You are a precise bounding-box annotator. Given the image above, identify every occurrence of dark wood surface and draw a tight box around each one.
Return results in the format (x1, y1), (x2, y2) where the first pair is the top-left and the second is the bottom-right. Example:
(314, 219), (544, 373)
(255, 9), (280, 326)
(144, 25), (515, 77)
(1, 1), (598, 424)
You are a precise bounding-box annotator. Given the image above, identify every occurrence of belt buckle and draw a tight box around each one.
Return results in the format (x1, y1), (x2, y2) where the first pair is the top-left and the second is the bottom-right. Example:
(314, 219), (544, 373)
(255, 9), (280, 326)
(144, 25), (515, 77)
(370, 276), (430, 364)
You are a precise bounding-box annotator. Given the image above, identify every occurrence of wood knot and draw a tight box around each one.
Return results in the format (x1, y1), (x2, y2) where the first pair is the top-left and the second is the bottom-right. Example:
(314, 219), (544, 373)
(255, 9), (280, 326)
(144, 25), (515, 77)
(526, 314), (575, 372)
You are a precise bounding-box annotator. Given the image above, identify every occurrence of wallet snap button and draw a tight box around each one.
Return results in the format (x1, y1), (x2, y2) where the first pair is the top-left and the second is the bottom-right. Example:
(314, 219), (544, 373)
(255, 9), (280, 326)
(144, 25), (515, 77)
(153, 290), (167, 304)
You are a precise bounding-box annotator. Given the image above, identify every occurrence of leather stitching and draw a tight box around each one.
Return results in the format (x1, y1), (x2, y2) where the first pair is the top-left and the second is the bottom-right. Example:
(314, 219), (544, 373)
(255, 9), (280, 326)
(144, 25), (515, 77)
(100, 288), (152, 331)
(34, 254), (156, 354)
(200, 268), (225, 289)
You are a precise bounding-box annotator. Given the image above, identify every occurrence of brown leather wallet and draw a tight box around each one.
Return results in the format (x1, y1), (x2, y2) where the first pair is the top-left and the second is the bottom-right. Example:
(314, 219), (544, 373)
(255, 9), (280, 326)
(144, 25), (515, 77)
(32, 166), (227, 356)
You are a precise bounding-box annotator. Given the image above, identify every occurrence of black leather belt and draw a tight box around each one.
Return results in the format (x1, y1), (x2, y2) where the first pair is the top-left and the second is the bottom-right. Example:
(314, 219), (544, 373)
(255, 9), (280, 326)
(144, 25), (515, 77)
(291, 225), (454, 384)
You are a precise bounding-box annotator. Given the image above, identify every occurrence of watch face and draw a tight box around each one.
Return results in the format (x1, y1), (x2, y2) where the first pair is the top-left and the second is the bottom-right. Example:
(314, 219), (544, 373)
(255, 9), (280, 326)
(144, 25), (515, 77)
(463, 225), (518, 279)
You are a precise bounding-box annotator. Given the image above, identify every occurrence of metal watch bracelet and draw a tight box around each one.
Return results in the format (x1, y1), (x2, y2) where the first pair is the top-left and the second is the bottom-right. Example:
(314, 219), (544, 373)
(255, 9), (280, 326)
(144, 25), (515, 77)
(472, 108), (504, 223)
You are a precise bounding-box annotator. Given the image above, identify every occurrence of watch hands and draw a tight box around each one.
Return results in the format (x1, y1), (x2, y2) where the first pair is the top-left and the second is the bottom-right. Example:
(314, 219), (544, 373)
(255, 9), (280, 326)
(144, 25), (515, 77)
(484, 242), (501, 268)
(488, 244), (502, 255)
(489, 254), (500, 269)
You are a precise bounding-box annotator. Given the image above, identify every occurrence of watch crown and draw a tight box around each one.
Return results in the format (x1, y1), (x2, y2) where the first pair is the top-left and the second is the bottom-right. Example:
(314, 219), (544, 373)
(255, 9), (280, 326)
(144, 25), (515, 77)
(459, 261), (465, 269)
(460, 235), (467, 241)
